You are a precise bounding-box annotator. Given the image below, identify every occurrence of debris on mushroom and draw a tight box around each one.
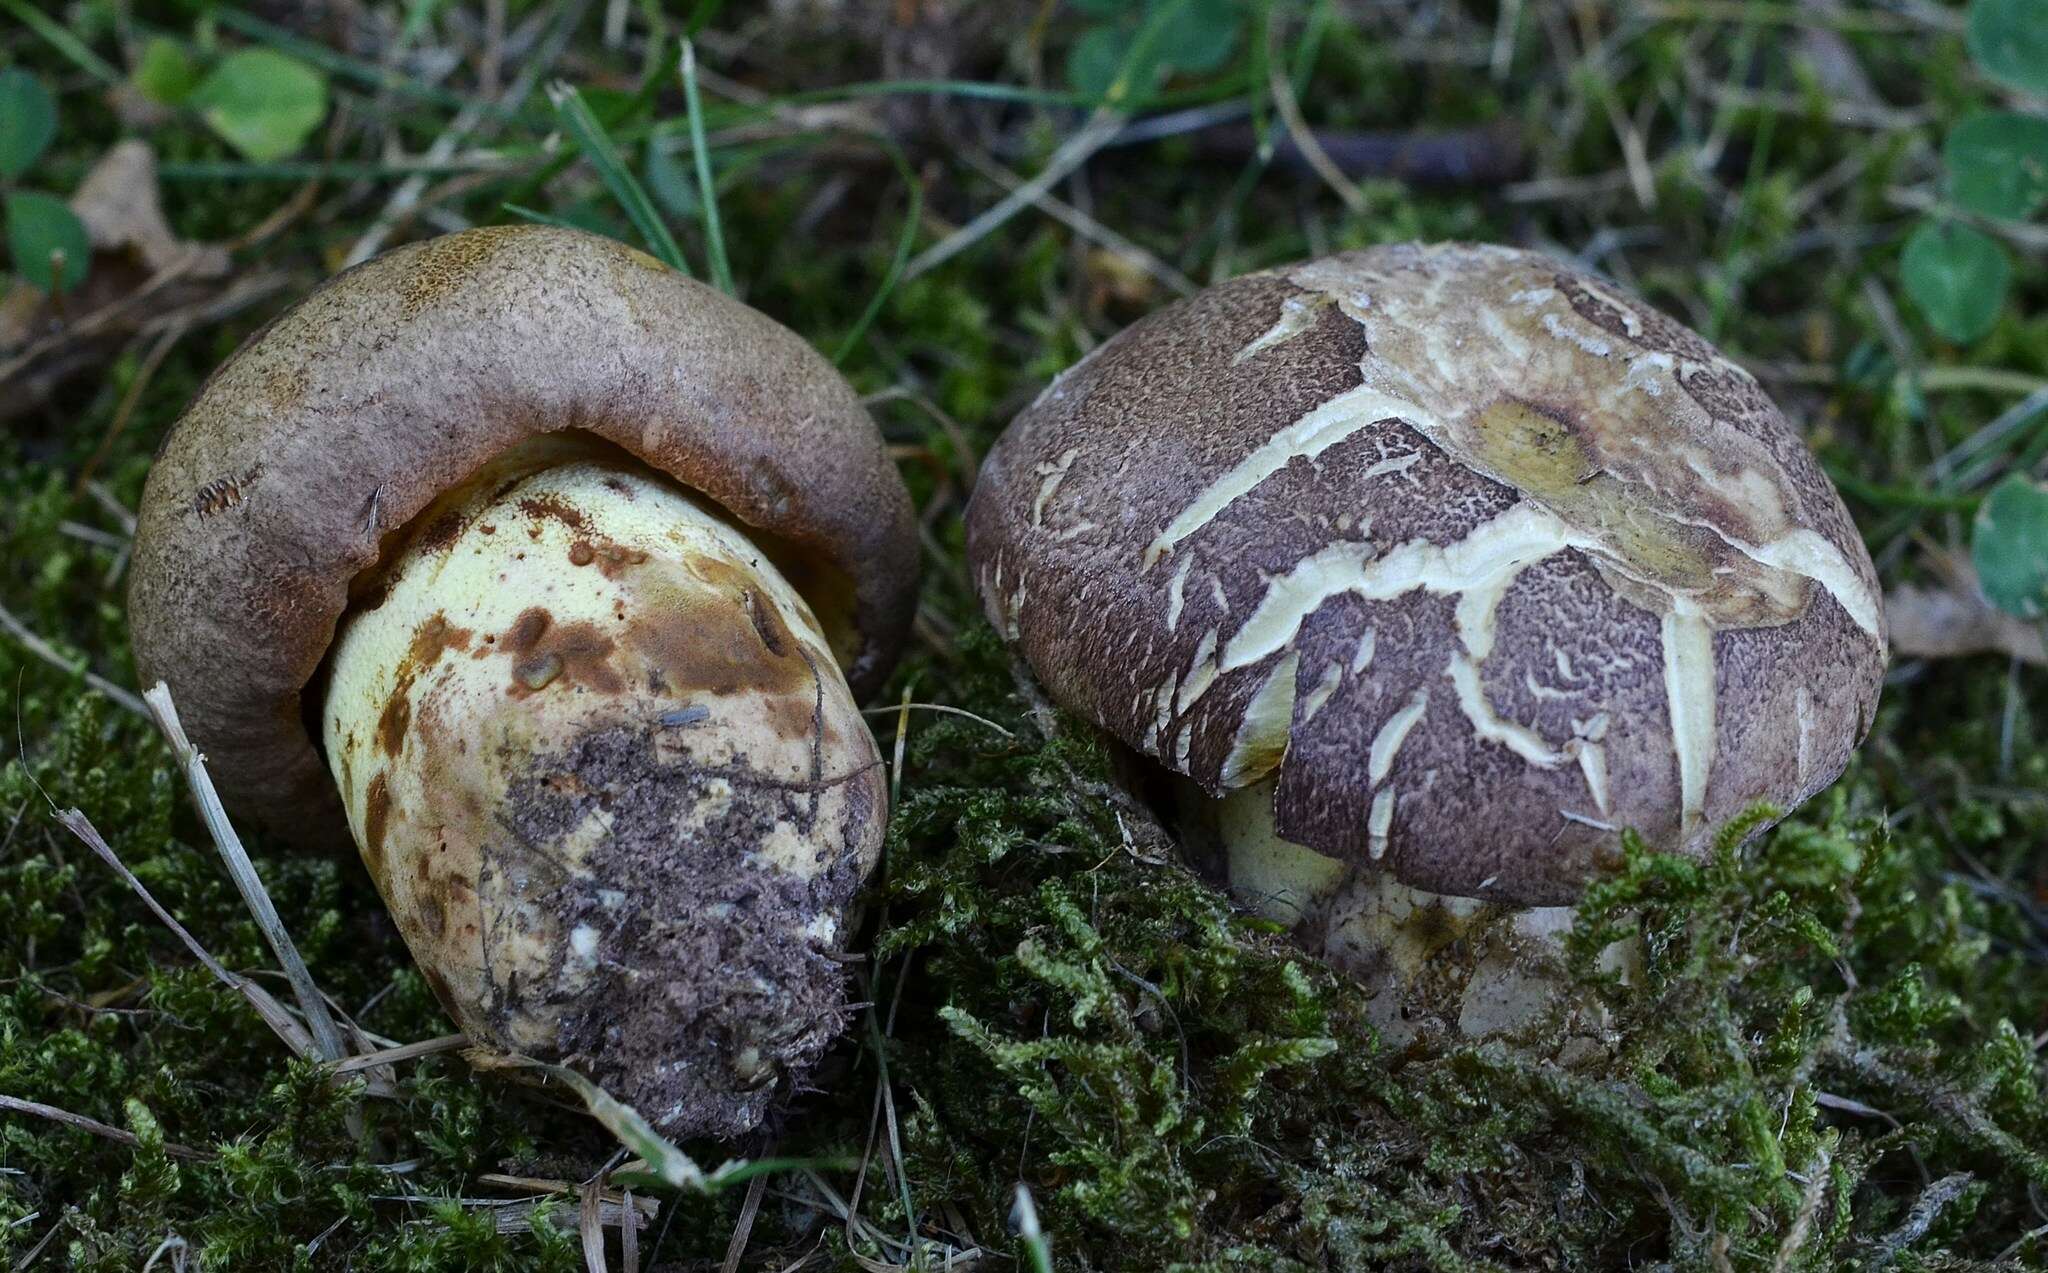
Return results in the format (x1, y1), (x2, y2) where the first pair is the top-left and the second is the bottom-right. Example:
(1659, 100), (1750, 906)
(129, 225), (919, 1137)
(967, 243), (1885, 1050)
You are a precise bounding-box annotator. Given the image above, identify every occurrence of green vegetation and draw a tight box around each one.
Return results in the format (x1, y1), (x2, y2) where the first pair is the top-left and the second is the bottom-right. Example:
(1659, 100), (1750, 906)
(3, 1), (2046, 1268)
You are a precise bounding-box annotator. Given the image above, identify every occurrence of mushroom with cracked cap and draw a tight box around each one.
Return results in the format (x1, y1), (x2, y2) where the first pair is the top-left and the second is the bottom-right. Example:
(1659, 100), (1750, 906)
(966, 243), (1886, 1050)
(128, 224), (919, 1137)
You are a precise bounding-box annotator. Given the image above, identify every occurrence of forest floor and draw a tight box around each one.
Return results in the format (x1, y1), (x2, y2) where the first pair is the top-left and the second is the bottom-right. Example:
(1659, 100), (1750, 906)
(2, 2), (2046, 1269)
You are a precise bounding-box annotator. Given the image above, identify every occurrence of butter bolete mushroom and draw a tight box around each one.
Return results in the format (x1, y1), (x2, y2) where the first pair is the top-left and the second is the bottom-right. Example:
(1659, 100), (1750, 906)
(129, 225), (918, 1136)
(967, 243), (1885, 1046)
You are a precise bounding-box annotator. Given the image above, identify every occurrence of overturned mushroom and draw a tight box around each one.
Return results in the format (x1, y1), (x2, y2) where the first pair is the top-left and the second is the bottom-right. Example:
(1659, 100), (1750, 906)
(967, 243), (1885, 1049)
(129, 225), (918, 1137)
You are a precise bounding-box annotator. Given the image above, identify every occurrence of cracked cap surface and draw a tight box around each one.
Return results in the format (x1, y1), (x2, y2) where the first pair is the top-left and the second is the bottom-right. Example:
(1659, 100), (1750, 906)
(966, 243), (1886, 904)
(129, 224), (917, 850)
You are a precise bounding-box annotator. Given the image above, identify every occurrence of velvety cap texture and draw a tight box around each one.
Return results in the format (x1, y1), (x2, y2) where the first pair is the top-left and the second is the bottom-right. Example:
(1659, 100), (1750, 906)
(130, 224), (917, 849)
(966, 243), (1885, 904)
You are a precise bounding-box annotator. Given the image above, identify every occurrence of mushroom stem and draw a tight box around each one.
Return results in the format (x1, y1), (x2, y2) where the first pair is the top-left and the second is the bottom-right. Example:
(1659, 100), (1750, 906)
(1181, 778), (1634, 1056)
(320, 436), (885, 1137)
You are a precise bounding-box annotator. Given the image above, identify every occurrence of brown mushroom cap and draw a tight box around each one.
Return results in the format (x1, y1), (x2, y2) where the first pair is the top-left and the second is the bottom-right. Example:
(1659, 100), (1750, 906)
(130, 224), (917, 849)
(966, 243), (1885, 905)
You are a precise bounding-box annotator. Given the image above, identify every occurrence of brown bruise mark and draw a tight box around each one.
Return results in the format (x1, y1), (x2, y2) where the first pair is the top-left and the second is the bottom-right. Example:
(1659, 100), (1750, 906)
(363, 773), (392, 884)
(744, 588), (788, 657)
(518, 493), (587, 532)
(376, 614), (475, 758)
(376, 691), (411, 759)
(413, 507), (469, 555)
(566, 538), (650, 579)
(419, 884), (449, 940)
(621, 567), (811, 702)
(501, 607), (625, 697)
(398, 825), (485, 981)
(505, 609), (548, 651)
(409, 613), (474, 666)
(763, 680), (821, 743)
(760, 543), (863, 672)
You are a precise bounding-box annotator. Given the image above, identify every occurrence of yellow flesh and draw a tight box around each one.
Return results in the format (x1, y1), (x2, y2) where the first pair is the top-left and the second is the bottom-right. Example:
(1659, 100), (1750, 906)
(320, 441), (879, 1057)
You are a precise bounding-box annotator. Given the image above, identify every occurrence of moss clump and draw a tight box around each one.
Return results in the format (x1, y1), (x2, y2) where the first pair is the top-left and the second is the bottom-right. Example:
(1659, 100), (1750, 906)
(849, 628), (2048, 1269)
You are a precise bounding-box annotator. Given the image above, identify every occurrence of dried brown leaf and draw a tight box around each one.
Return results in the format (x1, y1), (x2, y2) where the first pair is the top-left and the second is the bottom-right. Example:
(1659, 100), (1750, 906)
(1887, 545), (2047, 666)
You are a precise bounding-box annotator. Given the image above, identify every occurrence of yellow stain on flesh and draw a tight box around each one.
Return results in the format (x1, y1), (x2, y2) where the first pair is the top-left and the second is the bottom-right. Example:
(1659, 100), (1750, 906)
(1217, 651), (1299, 788)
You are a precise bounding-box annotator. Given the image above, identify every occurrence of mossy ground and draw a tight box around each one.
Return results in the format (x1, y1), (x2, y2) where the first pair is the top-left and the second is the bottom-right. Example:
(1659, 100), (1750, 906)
(4, 3), (2047, 1268)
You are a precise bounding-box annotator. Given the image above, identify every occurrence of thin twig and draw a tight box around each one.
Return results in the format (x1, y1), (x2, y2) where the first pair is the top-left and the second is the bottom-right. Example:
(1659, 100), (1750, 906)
(904, 108), (1128, 279)
(0, 1094), (214, 1162)
(1266, 56), (1366, 211)
(73, 320), (189, 498)
(8, 1208), (67, 1271)
(55, 807), (319, 1060)
(345, 0), (588, 265)
(0, 247), (207, 388)
(858, 702), (1014, 738)
(719, 1173), (767, 1273)
(329, 1034), (467, 1074)
(0, 604), (147, 717)
(141, 683), (350, 1065)
(579, 1179), (606, 1273)
(955, 147), (1196, 296)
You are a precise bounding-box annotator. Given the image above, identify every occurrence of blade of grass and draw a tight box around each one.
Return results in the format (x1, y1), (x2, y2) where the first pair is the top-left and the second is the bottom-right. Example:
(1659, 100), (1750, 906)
(502, 202), (593, 232)
(779, 75), (1259, 110)
(493, 15), (678, 220)
(903, 107), (1128, 280)
(485, 1055), (846, 1192)
(0, 0), (121, 83)
(1012, 1184), (1053, 1273)
(833, 133), (924, 362)
(214, 6), (497, 118)
(683, 0), (726, 38)
(160, 157), (523, 182)
(549, 80), (691, 276)
(679, 41), (734, 295)
(346, 0), (589, 266)
(1824, 465), (1983, 514)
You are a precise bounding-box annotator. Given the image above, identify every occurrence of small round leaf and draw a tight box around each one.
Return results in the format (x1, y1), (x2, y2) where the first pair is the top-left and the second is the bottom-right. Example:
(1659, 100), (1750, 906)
(1067, 25), (1145, 102)
(1151, 0), (1244, 74)
(1945, 112), (2048, 222)
(5, 191), (90, 294)
(189, 49), (329, 162)
(1900, 220), (2009, 345)
(1972, 473), (2048, 620)
(133, 37), (201, 107)
(1967, 0), (2048, 95)
(0, 69), (58, 180)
